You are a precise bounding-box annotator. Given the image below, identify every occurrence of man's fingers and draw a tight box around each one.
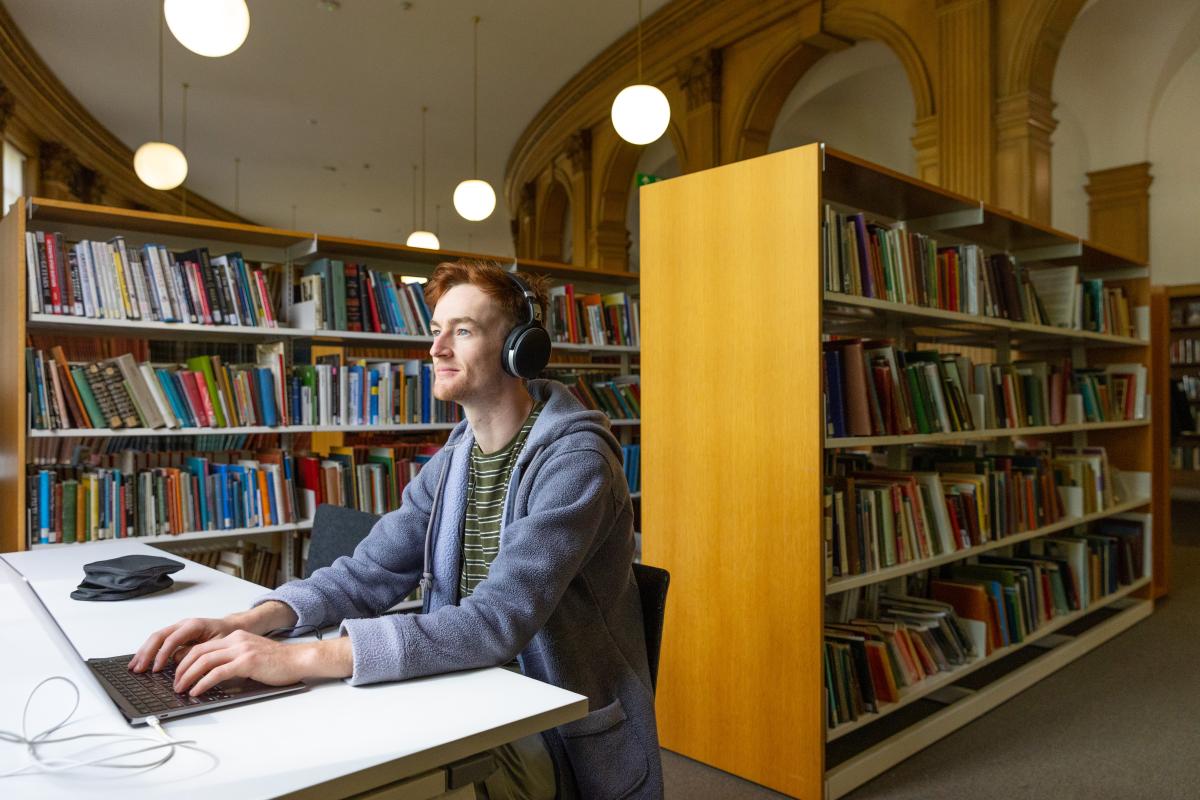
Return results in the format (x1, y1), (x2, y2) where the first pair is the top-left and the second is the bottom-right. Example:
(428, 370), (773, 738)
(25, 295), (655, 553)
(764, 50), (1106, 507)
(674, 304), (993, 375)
(188, 661), (239, 698)
(174, 647), (231, 694)
(130, 629), (170, 672)
(172, 637), (221, 681)
(152, 621), (203, 672)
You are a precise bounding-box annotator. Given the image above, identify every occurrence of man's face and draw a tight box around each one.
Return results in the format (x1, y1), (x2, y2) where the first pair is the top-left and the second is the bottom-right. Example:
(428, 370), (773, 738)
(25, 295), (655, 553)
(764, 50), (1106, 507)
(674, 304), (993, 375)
(429, 282), (513, 405)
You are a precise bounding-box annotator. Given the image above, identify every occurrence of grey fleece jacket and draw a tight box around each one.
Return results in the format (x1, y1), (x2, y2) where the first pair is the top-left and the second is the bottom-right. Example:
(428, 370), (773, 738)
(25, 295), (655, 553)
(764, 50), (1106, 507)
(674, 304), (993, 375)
(253, 379), (663, 799)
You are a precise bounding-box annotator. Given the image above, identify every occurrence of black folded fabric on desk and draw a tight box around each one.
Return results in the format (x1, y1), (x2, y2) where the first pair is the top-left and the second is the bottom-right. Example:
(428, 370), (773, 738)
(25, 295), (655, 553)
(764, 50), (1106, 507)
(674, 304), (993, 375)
(70, 554), (185, 601)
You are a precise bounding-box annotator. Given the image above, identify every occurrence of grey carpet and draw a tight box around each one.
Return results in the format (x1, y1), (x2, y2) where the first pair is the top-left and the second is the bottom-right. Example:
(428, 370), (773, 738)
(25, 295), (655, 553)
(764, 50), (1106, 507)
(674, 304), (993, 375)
(660, 501), (1200, 799)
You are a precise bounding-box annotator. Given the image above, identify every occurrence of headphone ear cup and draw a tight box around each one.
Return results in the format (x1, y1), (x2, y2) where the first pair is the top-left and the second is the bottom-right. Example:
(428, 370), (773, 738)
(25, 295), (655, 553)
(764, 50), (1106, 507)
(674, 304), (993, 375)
(505, 325), (552, 380)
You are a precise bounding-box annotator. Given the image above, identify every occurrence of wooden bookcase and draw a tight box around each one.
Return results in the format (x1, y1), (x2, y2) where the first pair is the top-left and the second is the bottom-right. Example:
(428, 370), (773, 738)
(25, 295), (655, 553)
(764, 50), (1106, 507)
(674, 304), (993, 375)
(1156, 284), (1200, 502)
(0, 197), (640, 575)
(640, 144), (1160, 799)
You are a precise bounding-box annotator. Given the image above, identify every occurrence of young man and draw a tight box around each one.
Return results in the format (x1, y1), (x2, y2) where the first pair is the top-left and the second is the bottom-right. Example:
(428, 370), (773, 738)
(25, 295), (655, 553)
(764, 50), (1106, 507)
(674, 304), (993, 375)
(130, 259), (662, 799)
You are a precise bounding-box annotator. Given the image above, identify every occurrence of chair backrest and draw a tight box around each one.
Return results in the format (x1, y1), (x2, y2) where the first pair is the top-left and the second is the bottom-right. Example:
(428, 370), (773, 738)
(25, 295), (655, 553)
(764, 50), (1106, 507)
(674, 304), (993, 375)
(304, 504), (382, 578)
(631, 563), (670, 693)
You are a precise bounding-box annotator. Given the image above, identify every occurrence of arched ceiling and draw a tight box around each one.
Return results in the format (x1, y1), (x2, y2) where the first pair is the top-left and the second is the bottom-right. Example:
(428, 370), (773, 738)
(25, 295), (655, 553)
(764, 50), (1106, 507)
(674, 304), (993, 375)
(5, 0), (671, 256)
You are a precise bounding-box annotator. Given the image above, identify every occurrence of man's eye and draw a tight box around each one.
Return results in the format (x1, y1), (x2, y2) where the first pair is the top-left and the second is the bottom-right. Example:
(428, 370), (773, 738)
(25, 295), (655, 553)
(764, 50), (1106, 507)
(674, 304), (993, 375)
(456, 328), (470, 336)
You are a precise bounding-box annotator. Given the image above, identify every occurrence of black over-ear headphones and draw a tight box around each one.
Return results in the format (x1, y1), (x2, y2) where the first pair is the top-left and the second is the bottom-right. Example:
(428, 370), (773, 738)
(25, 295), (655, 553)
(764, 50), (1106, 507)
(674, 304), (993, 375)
(501, 272), (552, 379)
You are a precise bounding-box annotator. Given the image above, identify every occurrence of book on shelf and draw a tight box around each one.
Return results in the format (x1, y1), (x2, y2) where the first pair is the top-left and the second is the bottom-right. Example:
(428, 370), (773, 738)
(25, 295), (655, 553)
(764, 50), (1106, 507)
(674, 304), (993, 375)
(821, 207), (1139, 336)
(296, 260), (433, 335)
(823, 511), (1149, 728)
(27, 447), (307, 546)
(26, 348), (462, 431)
(822, 444), (1141, 581)
(177, 541), (282, 589)
(822, 342), (1149, 439)
(294, 442), (440, 517)
(1170, 338), (1200, 365)
(622, 443), (641, 494)
(547, 284), (640, 348)
(25, 231), (280, 328)
(542, 369), (640, 420)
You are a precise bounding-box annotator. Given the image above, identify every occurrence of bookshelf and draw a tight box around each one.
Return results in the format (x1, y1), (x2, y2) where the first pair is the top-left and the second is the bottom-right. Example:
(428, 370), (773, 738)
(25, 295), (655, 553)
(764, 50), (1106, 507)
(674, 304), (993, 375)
(641, 144), (1159, 799)
(1, 197), (641, 584)
(1159, 284), (1200, 501)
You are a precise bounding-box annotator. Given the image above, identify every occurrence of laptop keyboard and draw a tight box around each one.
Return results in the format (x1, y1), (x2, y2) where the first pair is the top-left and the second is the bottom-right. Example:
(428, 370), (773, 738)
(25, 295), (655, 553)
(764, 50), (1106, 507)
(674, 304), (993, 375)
(91, 655), (236, 715)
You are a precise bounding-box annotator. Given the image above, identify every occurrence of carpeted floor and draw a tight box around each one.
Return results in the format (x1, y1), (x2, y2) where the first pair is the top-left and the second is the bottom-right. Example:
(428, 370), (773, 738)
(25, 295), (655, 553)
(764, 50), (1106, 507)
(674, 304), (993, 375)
(660, 501), (1200, 799)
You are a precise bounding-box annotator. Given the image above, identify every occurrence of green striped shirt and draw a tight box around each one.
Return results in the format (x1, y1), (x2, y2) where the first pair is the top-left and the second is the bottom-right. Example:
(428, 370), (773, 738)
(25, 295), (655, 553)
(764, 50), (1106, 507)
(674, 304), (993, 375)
(460, 401), (544, 600)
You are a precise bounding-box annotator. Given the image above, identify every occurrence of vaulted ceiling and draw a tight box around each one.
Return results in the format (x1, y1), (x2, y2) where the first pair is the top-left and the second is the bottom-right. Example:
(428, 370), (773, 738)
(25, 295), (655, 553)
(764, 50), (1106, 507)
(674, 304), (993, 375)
(6, 0), (671, 256)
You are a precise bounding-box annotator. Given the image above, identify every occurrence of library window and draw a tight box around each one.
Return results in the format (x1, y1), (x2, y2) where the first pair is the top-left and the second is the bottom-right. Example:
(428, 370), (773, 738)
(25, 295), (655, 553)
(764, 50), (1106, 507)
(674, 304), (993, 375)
(3, 140), (25, 216)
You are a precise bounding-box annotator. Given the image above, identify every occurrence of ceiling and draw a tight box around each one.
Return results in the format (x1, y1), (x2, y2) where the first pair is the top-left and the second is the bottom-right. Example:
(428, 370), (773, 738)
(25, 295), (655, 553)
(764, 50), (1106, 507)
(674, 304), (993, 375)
(6, 0), (672, 257)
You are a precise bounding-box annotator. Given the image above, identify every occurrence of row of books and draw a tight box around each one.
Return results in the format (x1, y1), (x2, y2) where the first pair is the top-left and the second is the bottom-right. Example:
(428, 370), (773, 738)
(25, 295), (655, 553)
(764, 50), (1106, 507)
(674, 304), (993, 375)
(822, 444), (1126, 579)
(821, 209), (1140, 336)
(25, 442), (442, 546)
(547, 371), (641, 420)
(822, 208), (1043, 321)
(27, 433), (287, 465)
(1170, 444), (1200, 471)
(26, 231), (280, 327)
(823, 340), (1147, 438)
(28, 346), (461, 431)
(30, 451), (306, 545)
(1024, 266), (1139, 336)
(1180, 375), (1200, 402)
(182, 542), (282, 589)
(302, 442), (439, 515)
(547, 285), (641, 348)
(824, 514), (1148, 727)
(1170, 338), (1200, 365)
(296, 260), (433, 336)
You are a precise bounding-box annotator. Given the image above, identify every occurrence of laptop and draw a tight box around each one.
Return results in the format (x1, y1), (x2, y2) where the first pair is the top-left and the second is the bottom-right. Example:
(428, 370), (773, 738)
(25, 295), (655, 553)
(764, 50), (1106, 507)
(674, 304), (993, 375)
(9, 559), (307, 726)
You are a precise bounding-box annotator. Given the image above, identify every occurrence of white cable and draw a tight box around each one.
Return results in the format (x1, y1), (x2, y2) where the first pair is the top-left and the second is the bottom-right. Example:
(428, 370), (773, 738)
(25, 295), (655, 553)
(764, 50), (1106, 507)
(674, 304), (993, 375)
(0, 676), (212, 778)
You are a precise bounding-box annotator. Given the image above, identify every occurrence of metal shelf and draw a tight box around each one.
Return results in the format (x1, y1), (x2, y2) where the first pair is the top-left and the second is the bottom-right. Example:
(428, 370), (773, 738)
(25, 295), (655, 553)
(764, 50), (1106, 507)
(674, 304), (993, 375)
(824, 418), (1149, 449)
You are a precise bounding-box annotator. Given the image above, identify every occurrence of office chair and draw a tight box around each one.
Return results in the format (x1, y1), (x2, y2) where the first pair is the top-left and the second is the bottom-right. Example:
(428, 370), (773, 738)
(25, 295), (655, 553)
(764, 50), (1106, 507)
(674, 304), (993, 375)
(303, 504), (381, 578)
(631, 563), (670, 692)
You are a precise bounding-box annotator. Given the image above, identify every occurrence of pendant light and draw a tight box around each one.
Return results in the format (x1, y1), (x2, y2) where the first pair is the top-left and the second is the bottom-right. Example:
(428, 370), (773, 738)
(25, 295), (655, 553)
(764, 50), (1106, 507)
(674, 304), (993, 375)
(135, 5), (188, 191)
(407, 108), (440, 249)
(611, 0), (670, 145)
(452, 16), (496, 222)
(164, 0), (249, 58)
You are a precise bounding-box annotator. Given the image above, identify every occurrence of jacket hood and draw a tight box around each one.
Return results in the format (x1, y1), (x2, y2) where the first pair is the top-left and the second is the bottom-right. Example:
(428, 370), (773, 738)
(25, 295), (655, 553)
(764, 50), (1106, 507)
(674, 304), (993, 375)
(442, 378), (623, 466)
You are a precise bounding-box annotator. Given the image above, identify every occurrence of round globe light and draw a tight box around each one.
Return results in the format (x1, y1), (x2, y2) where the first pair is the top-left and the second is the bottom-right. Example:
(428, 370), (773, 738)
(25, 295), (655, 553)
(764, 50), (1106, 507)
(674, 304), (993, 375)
(611, 84), (671, 145)
(133, 141), (188, 190)
(164, 0), (250, 58)
(453, 179), (496, 222)
(406, 230), (441, 250)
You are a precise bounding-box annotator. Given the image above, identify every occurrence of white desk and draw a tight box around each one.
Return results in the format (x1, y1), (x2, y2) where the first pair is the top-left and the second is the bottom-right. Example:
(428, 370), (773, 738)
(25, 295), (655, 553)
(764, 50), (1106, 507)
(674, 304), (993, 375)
(1, 541), (587, 799)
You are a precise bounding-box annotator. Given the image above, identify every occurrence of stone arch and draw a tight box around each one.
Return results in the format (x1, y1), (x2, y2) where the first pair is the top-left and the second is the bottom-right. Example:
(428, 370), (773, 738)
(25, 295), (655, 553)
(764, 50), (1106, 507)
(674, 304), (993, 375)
(731, 5), (933, 164)
(1002, 0), (1089, 97)
(535, 172), (571, 262)
(592, 122), (685, 271)
(823, 6), (934, 118)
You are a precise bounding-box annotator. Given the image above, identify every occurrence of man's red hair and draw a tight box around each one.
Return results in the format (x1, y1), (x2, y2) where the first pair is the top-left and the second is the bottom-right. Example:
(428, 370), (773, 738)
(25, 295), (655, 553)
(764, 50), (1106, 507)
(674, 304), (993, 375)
(423, 259), (550, 327)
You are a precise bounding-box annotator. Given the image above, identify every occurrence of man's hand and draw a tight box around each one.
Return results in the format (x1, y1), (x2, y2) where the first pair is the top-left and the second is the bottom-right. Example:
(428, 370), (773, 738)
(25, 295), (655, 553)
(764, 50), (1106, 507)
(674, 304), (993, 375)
(129, 601), (299, 674)
(170, 631), (353, 696)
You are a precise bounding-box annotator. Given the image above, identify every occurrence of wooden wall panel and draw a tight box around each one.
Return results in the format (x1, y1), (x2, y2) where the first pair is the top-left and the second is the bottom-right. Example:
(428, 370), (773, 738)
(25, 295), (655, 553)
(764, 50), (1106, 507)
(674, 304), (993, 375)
(0, 201), (27, 552)
(641, 144), (824, 798)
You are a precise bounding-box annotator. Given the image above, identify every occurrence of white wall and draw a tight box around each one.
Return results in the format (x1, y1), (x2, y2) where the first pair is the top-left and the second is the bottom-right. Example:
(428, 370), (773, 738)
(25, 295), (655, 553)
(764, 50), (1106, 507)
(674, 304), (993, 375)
(627, 135), (681, 272)
(1052, 0), (1200, 285)
(768, 41), (915, 176)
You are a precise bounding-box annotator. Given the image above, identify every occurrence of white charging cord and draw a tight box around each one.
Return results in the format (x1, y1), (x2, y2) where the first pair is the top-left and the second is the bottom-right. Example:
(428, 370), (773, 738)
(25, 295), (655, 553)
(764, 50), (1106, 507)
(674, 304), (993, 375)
(0, 676), (212, 778)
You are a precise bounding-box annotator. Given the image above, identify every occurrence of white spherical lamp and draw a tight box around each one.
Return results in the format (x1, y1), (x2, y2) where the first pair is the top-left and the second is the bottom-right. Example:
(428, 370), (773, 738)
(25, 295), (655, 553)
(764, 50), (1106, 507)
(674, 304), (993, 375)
(611, 84), (671, 145)
(133, 141), (188, 190)
(164, 0), (250, 58)
(406, 230), (440, 250)
(453, 179), (496, 222)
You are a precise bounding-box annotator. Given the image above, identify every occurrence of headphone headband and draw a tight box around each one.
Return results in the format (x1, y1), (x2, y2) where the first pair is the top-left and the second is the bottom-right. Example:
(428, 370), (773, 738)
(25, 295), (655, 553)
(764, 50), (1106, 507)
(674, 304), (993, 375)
(507, 272), (542, 325)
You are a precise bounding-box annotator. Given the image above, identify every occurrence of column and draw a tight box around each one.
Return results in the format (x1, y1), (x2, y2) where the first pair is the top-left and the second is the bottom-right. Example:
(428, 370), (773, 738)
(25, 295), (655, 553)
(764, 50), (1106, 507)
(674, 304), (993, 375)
(994, 90), (1056, 223)
(936, 0), (993, 201)
(1085, 162), (1152, 264)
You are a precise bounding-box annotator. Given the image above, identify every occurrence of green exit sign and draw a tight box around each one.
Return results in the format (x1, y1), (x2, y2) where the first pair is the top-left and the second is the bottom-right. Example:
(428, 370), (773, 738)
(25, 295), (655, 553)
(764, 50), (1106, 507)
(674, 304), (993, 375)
(636, 173), (662, 187)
